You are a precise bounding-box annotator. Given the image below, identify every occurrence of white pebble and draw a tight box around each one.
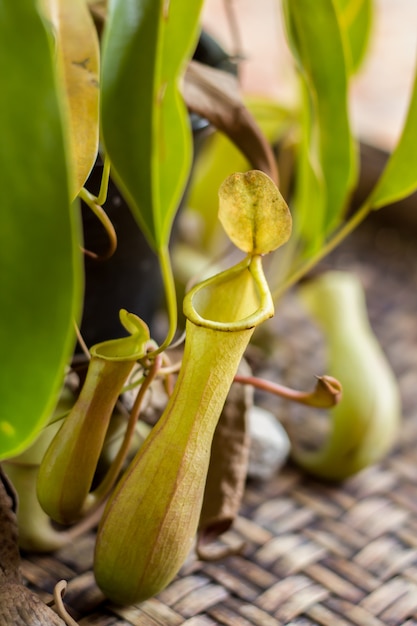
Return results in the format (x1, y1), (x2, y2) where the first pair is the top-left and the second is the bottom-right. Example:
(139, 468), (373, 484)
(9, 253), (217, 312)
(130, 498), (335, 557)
(247, 405), (291, 480)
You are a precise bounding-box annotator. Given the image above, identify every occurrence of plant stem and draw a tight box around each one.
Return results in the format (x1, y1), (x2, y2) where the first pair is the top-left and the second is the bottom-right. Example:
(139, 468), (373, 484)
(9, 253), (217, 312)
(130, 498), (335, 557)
(153, 245), (178, 354)
(234, 373), (342, 407)
(97, 154), (111, 206)
(78, 187), (117, 260)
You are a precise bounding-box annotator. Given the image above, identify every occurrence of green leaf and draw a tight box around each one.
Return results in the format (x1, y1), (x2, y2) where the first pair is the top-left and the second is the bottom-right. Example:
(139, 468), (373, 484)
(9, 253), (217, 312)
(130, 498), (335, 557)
(282, 0), (357, 238)
(368, 56), (417, 209)
(334, 0), (373, 74)
(100, 0), (204, 251)
(40, 0), (100, 198)
(0, 2), (82, 459)
(290, 80), (326, 255)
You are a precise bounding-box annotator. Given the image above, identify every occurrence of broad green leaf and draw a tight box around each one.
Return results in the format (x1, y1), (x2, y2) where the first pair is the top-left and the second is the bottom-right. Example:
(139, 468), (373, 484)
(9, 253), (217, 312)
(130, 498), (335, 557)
(290, 80), (326, 255)
(100, 0), (204, 251)
(40, 0), (100, 197)
(368, 56), (417, 209)
(0, 2), (82, 459)
(282, 0), (357, 238)
(334, 0), (373, 74)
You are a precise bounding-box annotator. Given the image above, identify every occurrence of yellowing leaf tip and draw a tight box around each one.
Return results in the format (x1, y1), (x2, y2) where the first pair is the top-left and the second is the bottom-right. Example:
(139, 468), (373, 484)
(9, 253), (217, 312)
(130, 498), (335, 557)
(218, 170), (292, 255)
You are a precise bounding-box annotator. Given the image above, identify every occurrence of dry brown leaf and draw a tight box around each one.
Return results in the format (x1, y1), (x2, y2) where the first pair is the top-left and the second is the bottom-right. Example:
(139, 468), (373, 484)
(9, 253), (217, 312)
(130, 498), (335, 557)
(183, 61), (278, 184)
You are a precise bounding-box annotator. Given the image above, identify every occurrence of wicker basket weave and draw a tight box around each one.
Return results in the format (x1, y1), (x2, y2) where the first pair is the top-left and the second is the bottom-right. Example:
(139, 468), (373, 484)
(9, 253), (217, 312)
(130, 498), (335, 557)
(21, 220), (417, 626)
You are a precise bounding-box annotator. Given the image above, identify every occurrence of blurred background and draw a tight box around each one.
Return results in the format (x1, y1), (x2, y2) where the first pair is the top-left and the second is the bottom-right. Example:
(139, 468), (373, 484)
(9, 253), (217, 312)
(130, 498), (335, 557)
(201, 0), (417, 151)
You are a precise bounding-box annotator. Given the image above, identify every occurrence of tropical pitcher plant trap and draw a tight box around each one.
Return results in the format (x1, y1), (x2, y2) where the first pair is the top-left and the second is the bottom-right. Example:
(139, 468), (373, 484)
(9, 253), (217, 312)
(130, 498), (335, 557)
(2, 0), (417, 619)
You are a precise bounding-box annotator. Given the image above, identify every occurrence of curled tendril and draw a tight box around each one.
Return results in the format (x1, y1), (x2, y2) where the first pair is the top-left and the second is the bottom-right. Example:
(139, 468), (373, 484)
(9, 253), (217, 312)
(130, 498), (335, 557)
(79, 188), (117, 260)
(53, 581), (79, 626)
(78, 156), (117, 261)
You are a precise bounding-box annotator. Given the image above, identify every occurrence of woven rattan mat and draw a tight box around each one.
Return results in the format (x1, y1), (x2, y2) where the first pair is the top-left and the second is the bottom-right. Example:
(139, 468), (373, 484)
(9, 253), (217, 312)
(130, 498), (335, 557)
(21, 219), (417, 626)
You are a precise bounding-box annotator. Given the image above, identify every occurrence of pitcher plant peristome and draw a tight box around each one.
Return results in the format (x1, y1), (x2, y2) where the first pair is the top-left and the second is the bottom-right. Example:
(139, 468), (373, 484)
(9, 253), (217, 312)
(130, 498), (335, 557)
(94, 170), (292, 605)
(37, 311), (150, 525)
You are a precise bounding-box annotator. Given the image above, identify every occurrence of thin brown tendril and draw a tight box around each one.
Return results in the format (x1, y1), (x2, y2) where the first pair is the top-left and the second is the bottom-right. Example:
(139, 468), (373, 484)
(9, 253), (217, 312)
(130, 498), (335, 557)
(74, 322), (91, 360)
(158, 353), (182, 397)
(53, 581), (79, 626)
(158, 359), (182, 376)
(234, 373), (342, 408)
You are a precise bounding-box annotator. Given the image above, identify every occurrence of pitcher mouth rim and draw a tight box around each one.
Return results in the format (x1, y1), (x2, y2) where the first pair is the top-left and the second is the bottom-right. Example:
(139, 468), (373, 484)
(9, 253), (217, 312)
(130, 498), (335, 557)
(183, 254), (274, 332)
